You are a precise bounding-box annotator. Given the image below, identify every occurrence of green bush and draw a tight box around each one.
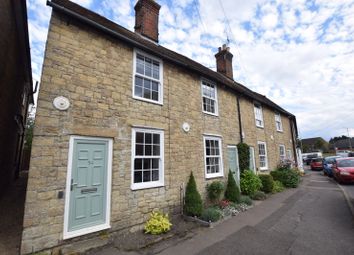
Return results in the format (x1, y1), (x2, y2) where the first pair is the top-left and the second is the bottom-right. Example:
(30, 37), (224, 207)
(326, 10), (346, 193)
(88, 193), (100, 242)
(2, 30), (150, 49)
(270, 168), (300, 188)
(259, 174), (274, 193)
(237, 143), (250, 173)
(200, 207), (222, 222)
(240, 170), (262, 196)
(239, 195), (253, 205)
(224, 170), (241, 203)
(206, 181), (224, 203)
(184, 172), (203, 217)
(272, 180), (285, 193)
(251, 190), (267, 200)
(144, 211), (172, 235)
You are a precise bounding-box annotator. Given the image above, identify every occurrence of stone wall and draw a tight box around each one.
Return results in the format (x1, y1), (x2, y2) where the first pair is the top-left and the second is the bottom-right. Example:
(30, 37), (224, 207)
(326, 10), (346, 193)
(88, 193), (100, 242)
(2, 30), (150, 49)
(21, 11), (296, 254)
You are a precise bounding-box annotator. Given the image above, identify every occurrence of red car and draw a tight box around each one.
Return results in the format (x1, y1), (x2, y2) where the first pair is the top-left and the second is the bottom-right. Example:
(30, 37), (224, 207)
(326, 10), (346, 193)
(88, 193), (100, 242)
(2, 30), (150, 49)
(310, 158), (323, 170)
(332, 158), (354, 184)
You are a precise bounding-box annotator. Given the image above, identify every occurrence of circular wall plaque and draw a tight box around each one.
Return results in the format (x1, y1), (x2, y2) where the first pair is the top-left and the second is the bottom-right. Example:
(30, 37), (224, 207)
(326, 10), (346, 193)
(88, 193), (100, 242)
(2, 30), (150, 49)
(53, 96), (70, 110)
(182, 122), (190, 132)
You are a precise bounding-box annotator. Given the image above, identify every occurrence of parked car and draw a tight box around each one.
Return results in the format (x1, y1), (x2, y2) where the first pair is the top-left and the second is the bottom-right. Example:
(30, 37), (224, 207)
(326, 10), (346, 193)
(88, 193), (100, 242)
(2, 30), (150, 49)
(336, 150), (351, 157)
(332, 158), (354, 184)
(305, 154), (319, 165)
(348, 152), (354, 157)
(323, 156), (341, 177)
(310, 158), (323, 170)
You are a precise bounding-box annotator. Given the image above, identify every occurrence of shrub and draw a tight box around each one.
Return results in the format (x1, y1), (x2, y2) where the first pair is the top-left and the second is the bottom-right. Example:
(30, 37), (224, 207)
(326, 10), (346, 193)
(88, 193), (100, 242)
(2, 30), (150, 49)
(270, 168), (300, 188)
(272, 180), (285, 193)
(251, 190), (267, 200)
(224, 170), (241, 203)
(239, 195), (253, 206)
(240, 170), (262, 196)
(259, 174), (274, 193)
(200, 207), (223, 222)
(206, 181), (224, 203)
(184, 172), (203, 217)
(144, 211), (172, 235)
(237, 143), (250, 173)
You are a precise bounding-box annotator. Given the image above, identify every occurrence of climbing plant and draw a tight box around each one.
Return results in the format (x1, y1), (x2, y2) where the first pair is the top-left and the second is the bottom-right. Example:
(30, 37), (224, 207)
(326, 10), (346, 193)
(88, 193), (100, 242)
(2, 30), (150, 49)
(237, 142), (250, 173)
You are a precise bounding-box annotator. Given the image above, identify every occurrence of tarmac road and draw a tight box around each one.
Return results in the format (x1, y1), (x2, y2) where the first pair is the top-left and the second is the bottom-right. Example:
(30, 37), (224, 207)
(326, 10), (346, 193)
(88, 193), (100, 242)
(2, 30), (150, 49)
(196, 171), (354, 255)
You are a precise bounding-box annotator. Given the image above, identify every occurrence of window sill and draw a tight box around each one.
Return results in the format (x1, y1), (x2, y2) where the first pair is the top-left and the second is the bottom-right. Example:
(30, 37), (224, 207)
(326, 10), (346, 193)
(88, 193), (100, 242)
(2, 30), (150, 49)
(131, 181), (164, 190)
(276, 130), (283, 133)
(256, 125), (264, 129)
(203, 111), (219, 117)
(132, 96), (163, 106)
(205, 173), (224, 179)
(259, 168), (268, 171)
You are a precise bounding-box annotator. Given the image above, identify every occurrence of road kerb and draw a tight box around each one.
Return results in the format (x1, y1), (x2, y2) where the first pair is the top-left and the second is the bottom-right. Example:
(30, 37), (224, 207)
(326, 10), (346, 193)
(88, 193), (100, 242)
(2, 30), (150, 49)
(336, 183), (354, 219)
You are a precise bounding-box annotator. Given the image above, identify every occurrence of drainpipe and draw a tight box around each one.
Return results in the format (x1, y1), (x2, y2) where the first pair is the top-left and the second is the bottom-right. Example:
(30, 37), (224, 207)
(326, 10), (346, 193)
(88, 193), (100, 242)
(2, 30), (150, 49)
(289, 117), (298, 167)
(236, 96), (243, 143)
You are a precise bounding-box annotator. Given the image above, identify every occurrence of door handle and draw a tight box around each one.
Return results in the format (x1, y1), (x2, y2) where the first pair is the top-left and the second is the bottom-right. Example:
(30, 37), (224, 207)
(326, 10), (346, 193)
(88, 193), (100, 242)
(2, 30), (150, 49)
(70, 179), (77, 191)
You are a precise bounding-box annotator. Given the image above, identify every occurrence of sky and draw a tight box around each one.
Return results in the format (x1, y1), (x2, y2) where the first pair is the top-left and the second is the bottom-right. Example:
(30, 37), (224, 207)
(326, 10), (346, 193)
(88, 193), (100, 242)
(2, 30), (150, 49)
(27, 0), (354, 141)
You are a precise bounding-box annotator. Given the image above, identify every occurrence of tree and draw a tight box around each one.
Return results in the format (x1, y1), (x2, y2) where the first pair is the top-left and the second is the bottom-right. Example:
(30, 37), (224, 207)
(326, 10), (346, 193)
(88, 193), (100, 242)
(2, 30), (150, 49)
(24, 116), (35, 150)
(184, 172), (203, 217)
(237, 143), (250, 173)
(224, 170), (241, 203)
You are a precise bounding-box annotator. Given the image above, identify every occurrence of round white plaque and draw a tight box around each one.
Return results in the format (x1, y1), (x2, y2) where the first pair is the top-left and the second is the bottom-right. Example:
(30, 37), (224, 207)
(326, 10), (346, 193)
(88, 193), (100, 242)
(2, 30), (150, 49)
(53, 96), (70, 110)
(182, 122), (190, 132)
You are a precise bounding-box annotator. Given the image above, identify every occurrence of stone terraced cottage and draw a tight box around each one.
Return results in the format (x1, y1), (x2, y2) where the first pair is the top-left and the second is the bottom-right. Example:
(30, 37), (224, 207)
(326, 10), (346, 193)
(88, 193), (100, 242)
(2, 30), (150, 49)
(21, 0), (299, 253)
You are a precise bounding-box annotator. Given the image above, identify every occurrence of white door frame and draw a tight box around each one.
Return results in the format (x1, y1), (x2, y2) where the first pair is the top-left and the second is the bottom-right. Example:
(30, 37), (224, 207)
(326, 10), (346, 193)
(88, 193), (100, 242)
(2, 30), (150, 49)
(227, 145), (240, 185)
(63, 136), (113, 240)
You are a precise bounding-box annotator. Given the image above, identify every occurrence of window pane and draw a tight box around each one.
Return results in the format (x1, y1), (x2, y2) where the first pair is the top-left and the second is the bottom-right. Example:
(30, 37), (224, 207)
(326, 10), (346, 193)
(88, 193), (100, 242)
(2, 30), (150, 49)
(152, 81), (159, 91)
(206, 165), (211, 174)
(136, 144), (144, 156)
(145, 58), (152, 77)
(136, 55), (144, 74)
(152, 91), (158, 101)
(153, 134), (160, 145)
(135, 85), (142, 97)
(134, 159), (143, 170)
(153, 62), (159, 79)
(143, 78), (151, 89)
(136, 132), (144, 143)
(134, 171), (142, 183)
(152, 170), (159, 181)
(135, 76), (143, 86)
(152, 158), (159, 169)
(143, 171), (151, 182)
(153, 145), (160, 156)
(143, 159), (150, 169)
(145, 144), (152, 156)
(145, 133), (152, 144)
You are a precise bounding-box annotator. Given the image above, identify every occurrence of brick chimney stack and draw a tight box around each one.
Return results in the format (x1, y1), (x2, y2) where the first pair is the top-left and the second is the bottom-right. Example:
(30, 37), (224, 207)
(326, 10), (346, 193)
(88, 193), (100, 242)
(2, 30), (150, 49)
(215, 44), (234, 80)
(134, 0), (161, 42)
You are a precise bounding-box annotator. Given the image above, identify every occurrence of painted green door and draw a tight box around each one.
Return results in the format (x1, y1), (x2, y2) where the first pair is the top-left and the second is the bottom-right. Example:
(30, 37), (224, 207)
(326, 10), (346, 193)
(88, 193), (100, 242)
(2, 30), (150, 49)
(69, 139), (108, 232)
(227, 146), (240, 186)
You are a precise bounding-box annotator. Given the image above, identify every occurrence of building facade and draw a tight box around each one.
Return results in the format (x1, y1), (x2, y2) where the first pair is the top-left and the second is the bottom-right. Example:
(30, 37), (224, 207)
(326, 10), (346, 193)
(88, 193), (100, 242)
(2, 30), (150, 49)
(21, 0), (298, 253)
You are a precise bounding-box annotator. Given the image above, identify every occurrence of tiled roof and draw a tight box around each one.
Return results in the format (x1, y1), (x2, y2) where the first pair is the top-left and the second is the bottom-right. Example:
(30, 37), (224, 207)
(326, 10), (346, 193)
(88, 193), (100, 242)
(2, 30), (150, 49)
(48, 0), (295, 119)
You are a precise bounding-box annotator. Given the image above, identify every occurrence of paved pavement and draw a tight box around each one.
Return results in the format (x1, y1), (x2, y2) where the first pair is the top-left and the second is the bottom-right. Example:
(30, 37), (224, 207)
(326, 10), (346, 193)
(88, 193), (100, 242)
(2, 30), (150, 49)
(91, 170), (354, 255)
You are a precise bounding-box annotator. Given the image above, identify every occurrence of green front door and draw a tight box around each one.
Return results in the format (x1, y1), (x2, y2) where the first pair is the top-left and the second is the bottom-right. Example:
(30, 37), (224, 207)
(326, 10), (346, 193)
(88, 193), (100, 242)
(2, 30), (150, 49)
(69, 139), (108, 232)
(227, 146), (240, 186)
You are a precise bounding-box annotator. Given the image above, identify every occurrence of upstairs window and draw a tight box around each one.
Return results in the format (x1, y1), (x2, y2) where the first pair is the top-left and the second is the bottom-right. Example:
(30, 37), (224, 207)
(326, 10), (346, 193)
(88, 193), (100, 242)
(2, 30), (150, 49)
(275, 113), (283, 132)
(257, 141), (268, 170)
(254, 104), (264, 128)
(202, 80), (218, 115)
(133, 51), (163, 104)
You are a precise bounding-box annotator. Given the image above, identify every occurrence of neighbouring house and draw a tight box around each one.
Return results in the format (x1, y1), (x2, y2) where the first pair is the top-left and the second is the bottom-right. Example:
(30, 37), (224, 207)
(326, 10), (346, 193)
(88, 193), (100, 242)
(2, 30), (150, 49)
(0, 0), (33, 195)
(21, 0), (299, 253)
(301, 137), (329, 153)
(329, 138), (354, 151)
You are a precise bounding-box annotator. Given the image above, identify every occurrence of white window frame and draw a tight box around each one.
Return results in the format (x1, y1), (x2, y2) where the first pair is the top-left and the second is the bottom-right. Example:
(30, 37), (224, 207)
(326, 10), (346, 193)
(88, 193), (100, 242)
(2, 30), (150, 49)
(254, 103), (264, 128)
(275, 113), (283, 132)
(279, 144), (286, 161)
(257, 141), (268, 171)
(201, 79), (218, 116)
(249, 146), (256, 173)
(132, 49), (163, 105)
(287, 149), (292, 160)
(131, 127), (164, 190)
(203, 135), (224, 178)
